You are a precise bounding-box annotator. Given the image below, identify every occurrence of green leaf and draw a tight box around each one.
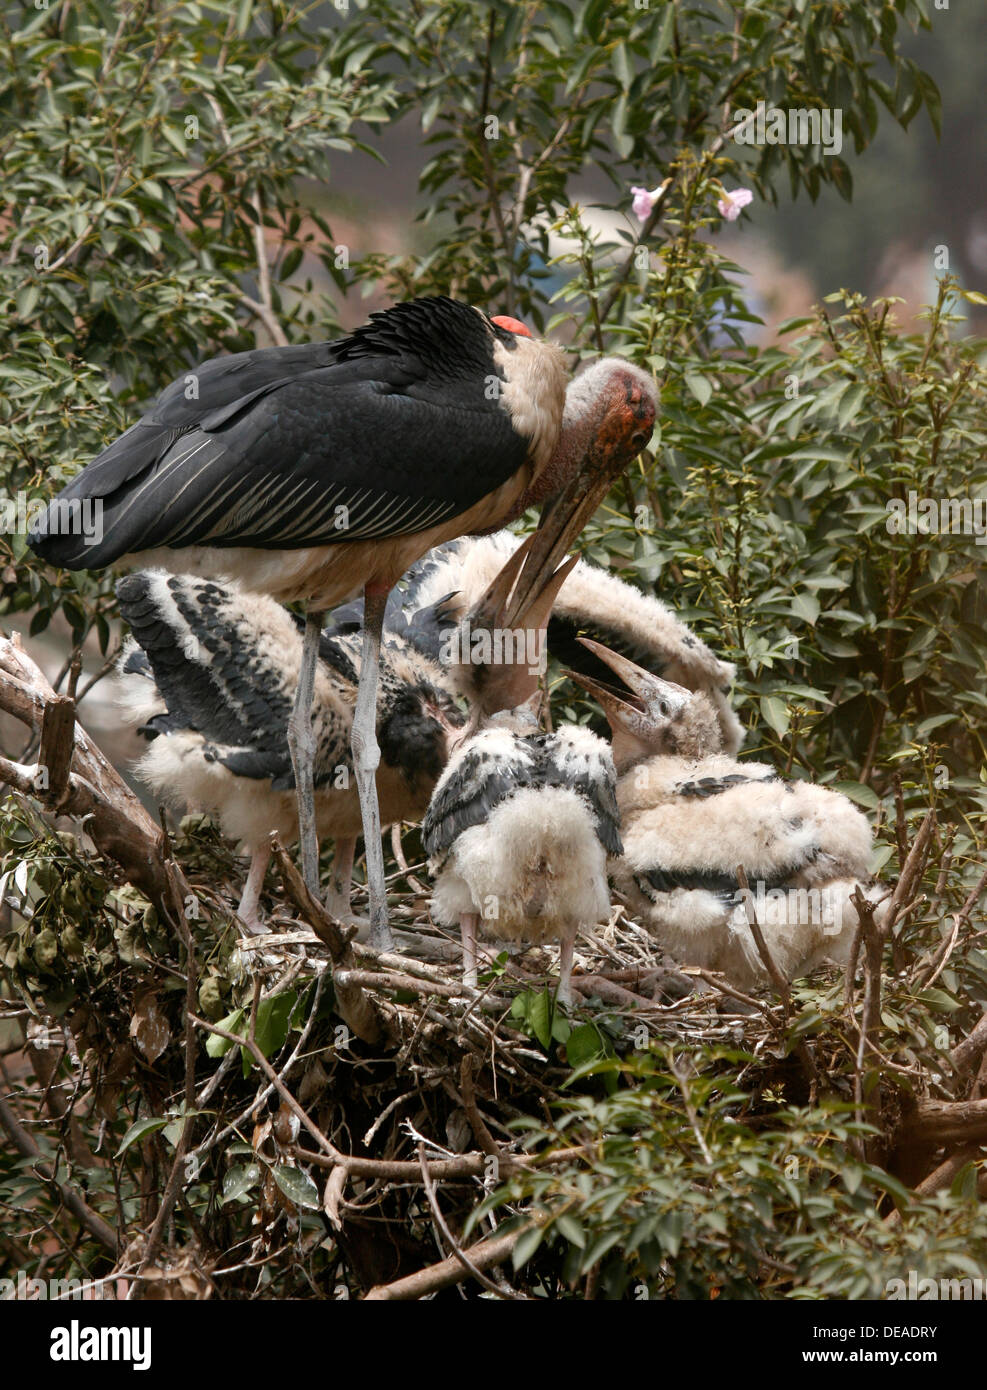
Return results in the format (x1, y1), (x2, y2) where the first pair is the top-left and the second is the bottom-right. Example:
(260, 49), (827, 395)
(254, 990), (297, 1060)
(837, 383), (868, 429)
(790, 592), (821, 626)
(833, 781), (880, 810)
(683, 373), (712, 407)
(565, 1022), (608, 1073)
(528, 989), (553, 1050)
(649, 3), (675, 62)
(272, 1164), (320, 1210)
(115, 1116), (169, 1157)
(205, 1007), (245, 1058)
(842, 1164), (863, 1195)
(759, 695), (790, 737)
(512, 1224), (545, 1270)
(235, 0), (253, 36)
(221, 1162), (262, 1204)
(554, 1213), (586, 1248)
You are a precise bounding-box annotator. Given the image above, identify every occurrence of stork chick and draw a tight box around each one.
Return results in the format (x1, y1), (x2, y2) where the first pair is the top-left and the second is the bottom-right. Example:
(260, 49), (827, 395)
(570, 639), (879, 987)
(116, 570), (462, 934)
(421, 564), (621, 1005)
(374, 527), (743, 753)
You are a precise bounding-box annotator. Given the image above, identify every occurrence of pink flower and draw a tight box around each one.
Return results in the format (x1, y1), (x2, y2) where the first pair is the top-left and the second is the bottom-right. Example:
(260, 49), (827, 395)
(717, 187), (753, 222)
(631, 185), (663, 221)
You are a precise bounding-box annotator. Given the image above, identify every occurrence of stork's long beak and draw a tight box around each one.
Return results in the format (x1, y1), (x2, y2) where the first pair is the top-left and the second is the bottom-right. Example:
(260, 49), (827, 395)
(465, 535), (577, 715)
(565, 636), (691, 737)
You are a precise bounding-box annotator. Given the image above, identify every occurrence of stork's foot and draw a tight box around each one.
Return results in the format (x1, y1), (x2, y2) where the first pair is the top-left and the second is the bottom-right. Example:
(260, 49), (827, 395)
(323, 894), (371, 932)
(288, 612), (325, 898)
(236, 910), (269, 938)
(237, 848), (273, 938)
(350, 585), (394, 954)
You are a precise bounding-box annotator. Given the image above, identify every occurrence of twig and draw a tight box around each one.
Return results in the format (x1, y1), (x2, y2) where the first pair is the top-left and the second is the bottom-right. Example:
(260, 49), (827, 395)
(272, 836), (393, 1046)
(416, 1143), (522, 1300)
(0, 1093), (118, 1255)
(363, 1223), (533, 1301)
(735, 865), (791, 1014)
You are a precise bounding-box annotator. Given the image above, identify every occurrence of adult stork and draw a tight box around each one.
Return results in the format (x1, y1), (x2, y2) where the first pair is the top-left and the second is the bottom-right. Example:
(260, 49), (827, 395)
(569, 640), (884, 986)
(28, 297), (571, 950)
(116, 569), (464, 934)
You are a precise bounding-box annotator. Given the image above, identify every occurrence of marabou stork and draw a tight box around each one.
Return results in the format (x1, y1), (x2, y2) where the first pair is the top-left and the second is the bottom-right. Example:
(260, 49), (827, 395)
(569, 640), (882, 986)
(420, 559), (621, 1005)
(116, 569), (464, 934)
(330, 528), (743, 753)
(28, 297), (571, 950)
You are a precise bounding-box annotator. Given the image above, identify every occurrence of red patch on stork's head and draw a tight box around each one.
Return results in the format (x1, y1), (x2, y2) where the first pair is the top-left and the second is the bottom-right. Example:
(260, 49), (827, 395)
(490, 314), (532, 338)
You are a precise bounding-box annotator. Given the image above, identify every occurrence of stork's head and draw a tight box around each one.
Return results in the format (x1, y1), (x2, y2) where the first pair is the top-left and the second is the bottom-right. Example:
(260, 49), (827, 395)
(525, 358), (657, 506)
(566, 637), (722, 770)
(379, 681), (466, 789)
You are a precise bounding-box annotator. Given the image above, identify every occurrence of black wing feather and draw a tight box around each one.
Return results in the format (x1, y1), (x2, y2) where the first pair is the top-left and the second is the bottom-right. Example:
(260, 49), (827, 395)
(29, 299), (528, 569)
(422, 742), (535, 858)
(117, 573), (295, 784)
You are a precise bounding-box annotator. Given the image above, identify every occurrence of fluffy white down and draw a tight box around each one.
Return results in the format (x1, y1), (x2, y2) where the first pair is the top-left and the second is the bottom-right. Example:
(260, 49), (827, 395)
(114, 639), (166, 726)
(631, 877), (885, 988)
(614, 755), (879, 984)
(430, 784), (609, 944)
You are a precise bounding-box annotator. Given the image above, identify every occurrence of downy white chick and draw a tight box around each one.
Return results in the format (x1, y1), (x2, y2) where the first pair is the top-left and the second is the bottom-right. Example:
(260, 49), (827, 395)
(421, 558), (621, 1003)
(116, 570), (463, 933)
(570, 639), (881, 987)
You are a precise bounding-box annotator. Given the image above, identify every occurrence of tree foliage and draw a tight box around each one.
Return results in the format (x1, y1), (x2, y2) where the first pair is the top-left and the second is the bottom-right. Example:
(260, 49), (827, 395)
(2, 0), (985, 1301)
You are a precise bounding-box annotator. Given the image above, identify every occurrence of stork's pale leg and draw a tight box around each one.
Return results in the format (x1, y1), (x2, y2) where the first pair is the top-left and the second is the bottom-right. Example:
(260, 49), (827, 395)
(288, 611), (324, 898)
(324, 836), (356, 920)
(237, 846), (272, 936)
(557, 929), (576, 1008)
(351, 585), (392, 952)
(461, 912), (480, 990)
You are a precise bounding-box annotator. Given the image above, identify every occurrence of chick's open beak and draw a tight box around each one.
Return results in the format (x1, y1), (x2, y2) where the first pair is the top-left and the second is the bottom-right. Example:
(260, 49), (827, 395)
(565, 636), (691, 736)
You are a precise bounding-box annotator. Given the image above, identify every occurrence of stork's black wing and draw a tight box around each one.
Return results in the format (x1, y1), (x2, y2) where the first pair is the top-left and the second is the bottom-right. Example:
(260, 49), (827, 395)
(29, 298), (529, 569)
(421, 737), (536, 858)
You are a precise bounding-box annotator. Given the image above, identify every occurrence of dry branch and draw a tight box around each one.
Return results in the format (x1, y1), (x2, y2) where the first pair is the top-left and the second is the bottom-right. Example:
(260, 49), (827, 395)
(272, 836), (394, 1047)
(363, 1223), (532, 1301)
(0, 634), (175, 906)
